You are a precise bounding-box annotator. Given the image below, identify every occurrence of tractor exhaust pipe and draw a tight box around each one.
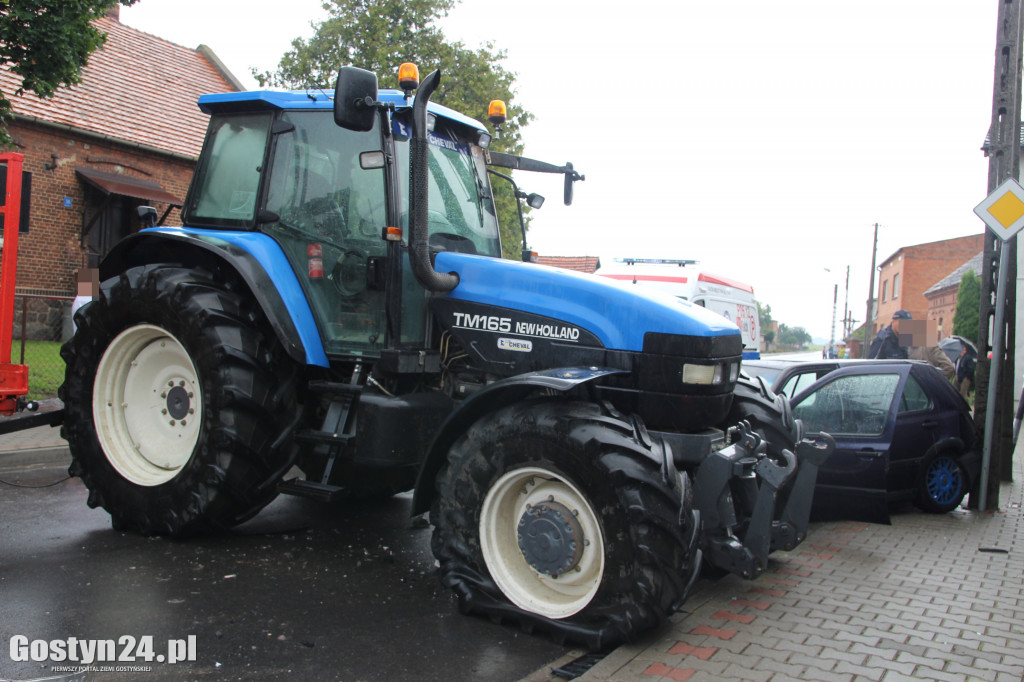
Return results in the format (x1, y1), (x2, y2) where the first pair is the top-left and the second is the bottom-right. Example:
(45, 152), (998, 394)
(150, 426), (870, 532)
(409, 69), (459, 293)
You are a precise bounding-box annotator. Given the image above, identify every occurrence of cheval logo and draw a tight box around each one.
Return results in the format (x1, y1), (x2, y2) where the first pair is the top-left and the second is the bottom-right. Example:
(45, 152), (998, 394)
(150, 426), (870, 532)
(451, 312), (580, 343)
(498, 337), (533, 353)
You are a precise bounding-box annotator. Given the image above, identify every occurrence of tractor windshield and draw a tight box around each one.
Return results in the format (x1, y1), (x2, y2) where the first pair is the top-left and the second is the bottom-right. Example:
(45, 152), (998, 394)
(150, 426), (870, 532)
(393, 116), (500, 258)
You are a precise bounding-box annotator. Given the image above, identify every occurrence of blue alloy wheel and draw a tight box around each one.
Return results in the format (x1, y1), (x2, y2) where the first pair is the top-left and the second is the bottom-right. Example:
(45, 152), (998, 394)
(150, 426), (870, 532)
(918, 453), (966, 513)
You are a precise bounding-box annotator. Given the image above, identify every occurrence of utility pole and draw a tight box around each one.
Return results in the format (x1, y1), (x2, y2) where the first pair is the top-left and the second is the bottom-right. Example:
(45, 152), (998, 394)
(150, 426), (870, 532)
(830, 284), (837, 351)
(862, 223), (879, 358)
(975, 0), (1023, 510)
(843, 265), (850, 340)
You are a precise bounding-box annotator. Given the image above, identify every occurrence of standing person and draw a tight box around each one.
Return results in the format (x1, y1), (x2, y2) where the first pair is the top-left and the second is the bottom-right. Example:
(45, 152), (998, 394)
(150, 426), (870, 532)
(955, 345), (976, 399)
(868, 310), (910, 359)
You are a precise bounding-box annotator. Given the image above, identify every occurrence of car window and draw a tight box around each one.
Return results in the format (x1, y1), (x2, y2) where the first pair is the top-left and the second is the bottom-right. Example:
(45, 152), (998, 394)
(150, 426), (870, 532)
(780, 371), (820, 398)
(898, 375), (931, 413)
(793, 373), (901, 436)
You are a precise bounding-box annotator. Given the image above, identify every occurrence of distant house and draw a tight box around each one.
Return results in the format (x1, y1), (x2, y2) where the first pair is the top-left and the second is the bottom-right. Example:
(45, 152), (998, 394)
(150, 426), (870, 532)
(924, 252), (983, 343)
(0, 7), (242, 298)
(534, 255), (601, 274)
(873, 234), (985, 336)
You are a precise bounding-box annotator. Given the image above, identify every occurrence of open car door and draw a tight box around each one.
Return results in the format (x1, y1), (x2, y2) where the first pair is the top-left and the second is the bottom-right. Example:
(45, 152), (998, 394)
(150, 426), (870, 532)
(790, 364), (913, 524)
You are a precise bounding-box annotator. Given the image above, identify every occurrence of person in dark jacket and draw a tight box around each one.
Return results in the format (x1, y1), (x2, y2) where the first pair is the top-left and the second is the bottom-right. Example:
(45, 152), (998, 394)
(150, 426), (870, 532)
(868, 310), (911, 359)
(955, 345), (976, 399)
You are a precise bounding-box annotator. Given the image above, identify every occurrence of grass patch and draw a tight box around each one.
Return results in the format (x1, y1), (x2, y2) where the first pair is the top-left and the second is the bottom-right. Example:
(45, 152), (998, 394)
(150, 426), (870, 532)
(12, 339), (64, 399)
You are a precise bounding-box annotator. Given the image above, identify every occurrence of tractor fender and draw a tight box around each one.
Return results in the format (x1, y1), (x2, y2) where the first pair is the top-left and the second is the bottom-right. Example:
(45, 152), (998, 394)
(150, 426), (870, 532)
(411, 366), (626, 515)
(101, 228), (328, 367)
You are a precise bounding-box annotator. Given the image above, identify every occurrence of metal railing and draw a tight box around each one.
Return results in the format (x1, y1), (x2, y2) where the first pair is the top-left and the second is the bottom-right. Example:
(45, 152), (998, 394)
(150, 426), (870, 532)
(11, 292), (75, 399)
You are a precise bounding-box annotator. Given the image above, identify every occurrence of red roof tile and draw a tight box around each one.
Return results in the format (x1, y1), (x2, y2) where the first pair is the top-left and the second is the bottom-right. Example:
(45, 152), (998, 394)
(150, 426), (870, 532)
(0, 17), (239, 159)
(535, 255), (601, 274)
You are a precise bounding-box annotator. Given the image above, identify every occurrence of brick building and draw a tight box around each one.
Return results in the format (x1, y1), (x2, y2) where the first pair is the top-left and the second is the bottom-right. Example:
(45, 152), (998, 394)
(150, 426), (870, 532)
(924, 252), (983, 343)
(0, 8), (241, 299)
(872, 234), (985, 335)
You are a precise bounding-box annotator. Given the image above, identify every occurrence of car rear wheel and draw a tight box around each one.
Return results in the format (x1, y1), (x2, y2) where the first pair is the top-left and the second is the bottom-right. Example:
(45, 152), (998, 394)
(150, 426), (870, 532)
(916, 452), (967, 513)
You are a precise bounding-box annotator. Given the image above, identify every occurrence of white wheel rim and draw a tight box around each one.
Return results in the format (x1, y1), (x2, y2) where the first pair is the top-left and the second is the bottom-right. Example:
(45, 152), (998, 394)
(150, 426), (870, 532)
(92, 324), (203, 486)
(480, 467), (604, 619)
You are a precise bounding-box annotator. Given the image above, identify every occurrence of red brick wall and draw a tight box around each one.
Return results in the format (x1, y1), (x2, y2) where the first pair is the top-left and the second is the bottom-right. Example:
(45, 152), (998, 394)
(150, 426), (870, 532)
(4, 119), (195, 295)
(875, 234), (984, 332)
(927, 287), (958, 342)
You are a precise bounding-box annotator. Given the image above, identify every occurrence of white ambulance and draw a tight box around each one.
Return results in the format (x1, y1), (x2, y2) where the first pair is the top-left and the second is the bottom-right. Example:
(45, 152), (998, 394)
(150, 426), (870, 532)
(596, 258), (761, 359)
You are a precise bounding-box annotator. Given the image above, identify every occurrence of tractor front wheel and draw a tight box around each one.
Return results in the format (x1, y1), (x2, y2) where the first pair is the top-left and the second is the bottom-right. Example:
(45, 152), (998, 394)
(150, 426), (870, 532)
(431, 399), (700, 649)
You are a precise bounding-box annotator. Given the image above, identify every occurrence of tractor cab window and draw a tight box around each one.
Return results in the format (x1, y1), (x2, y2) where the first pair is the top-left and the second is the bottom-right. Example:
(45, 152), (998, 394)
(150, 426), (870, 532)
(185, 112), (272, 227)
(393, 116), (500, 258)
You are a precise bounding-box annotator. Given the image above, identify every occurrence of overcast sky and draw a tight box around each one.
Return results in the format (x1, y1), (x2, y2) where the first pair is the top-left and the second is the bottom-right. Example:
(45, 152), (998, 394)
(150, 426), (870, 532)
(121, 1), (998, 341)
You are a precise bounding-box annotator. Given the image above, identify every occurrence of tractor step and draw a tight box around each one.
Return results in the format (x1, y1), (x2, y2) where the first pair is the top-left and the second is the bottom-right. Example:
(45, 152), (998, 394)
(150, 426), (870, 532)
(308, 380), (363, 397)
(294, 429), (354, 446)
(278, 478), (345, 502)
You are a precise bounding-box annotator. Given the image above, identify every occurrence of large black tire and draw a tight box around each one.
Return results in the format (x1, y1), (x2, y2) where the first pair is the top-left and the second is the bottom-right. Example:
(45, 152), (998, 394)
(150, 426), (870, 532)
(723, 374), (801, 457)
(430, 399), (700, 650)
(60, 264), (301, 536)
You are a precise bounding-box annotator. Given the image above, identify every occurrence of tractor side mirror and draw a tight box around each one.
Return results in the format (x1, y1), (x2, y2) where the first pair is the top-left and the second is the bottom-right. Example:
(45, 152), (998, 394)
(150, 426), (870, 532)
(137, 206), (158, 228)
(334, 66), (379, 132)
(563, 162), (575, 206)
(526, 193), (545, 210)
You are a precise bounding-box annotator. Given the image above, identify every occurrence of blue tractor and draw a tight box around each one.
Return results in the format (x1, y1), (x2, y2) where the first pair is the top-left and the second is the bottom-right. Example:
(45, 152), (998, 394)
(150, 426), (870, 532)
(58, 65), (832, 648)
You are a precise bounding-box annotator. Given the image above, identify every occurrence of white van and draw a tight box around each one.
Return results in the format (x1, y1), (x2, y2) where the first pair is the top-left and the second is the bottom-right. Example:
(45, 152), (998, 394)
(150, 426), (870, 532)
(596, 258), (761, 359)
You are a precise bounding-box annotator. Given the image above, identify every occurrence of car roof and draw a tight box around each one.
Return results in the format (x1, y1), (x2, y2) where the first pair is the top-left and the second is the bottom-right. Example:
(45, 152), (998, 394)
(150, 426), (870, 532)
(741, 358), (926, 394)
(788, 360), (963, 408)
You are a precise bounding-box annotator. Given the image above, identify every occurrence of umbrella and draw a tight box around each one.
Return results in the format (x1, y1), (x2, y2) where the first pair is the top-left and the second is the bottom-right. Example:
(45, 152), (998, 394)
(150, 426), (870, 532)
(938, 335), (978, 364)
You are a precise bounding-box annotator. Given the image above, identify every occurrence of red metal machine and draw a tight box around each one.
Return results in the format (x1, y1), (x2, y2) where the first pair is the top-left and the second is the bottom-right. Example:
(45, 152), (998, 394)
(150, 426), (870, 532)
(0, 152), (27, 416)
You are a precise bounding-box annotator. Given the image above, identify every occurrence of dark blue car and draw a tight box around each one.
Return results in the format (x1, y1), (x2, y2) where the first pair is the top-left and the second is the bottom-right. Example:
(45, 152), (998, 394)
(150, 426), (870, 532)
(786, 362), (979, 523)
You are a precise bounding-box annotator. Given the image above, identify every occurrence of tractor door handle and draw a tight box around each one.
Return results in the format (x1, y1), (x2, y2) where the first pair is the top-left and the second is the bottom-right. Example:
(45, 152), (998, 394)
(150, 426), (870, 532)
(857, 448), (883, 459)
(921, 420), (938, 429)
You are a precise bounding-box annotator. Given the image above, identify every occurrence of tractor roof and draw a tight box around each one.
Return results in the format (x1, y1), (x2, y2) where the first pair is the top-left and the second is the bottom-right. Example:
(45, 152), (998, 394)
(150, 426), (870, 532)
(198, 89), (487, 133)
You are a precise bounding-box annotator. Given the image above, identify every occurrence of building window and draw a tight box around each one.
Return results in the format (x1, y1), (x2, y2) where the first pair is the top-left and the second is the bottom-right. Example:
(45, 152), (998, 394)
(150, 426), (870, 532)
(882, 280), (889, 303)
(892, 273), (900, 299)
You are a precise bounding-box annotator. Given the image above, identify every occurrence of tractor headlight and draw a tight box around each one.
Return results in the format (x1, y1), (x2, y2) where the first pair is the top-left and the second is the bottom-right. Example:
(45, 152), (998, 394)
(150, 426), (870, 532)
(682, 361), (739, 386)
(682, 363), (717, 385)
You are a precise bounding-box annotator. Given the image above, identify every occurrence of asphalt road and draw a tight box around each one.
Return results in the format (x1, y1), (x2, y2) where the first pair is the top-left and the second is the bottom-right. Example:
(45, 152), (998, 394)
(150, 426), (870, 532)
(0, 465), (572, 681)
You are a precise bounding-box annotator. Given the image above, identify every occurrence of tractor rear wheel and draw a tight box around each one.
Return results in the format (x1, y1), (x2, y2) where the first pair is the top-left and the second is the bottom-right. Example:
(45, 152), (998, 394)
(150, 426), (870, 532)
(430, 399), (700, 649)
(60, 264), (301, 536)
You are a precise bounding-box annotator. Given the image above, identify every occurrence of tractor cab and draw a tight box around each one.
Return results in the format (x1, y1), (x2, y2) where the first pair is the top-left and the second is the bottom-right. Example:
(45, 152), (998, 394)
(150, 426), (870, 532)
(182, 85), (499, 358)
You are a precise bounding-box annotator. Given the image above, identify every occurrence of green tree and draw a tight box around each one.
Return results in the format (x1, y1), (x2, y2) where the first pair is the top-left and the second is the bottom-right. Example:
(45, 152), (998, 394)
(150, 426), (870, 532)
(757, 301), (772, 329)
(777, 324), (811, 349)
(0, 0), (137, 147)
(952, 269), (981, 342)
(257, 0), (534, 258)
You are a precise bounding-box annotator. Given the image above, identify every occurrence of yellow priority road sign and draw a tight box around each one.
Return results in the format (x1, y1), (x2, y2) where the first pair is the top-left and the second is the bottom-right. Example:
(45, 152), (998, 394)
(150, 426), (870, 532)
(974, 177), (1024, 241)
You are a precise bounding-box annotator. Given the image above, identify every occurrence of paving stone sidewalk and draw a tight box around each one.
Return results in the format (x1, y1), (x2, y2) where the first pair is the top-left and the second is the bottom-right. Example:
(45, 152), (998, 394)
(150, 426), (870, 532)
(578, 450), (1024, 681)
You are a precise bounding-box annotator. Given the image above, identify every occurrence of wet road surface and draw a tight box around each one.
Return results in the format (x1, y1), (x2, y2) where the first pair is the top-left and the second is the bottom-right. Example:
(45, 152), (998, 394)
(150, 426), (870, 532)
(0, 465), (572, 681)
